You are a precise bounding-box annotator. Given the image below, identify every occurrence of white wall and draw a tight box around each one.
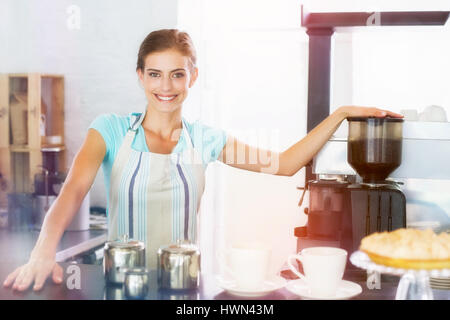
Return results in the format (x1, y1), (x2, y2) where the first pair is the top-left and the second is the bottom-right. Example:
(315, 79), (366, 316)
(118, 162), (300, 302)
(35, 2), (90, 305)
(351, 27), (450, 115)
(178, 0), (313, 276)
(0, 0), (179, 206)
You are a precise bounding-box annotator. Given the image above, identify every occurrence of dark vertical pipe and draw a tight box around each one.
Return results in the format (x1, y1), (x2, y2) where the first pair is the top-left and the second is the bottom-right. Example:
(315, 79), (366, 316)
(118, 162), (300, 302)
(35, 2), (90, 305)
(305, 28), (334, 183)
(366, 192), (371, 235)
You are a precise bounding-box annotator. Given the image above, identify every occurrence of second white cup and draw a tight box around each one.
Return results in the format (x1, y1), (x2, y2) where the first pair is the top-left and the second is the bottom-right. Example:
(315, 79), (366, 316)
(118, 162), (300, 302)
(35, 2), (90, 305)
(287, 247), (347, 297)
(220, 242), (271, 290)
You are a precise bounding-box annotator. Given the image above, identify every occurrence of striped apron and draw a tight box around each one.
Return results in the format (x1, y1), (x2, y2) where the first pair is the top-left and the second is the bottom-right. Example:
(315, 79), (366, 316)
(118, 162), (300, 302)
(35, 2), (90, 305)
(107, 112), (206, 269)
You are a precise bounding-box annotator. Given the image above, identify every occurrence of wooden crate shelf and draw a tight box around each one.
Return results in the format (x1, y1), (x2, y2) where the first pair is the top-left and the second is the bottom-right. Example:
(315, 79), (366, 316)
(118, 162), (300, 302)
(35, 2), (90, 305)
(0, 73), (66, 207)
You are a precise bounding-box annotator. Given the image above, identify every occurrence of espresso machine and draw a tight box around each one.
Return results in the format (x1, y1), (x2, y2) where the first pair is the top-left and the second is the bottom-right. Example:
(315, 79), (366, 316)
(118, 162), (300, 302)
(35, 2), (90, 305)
(296, 117), (406, 262)
(296, 117), (450, 264)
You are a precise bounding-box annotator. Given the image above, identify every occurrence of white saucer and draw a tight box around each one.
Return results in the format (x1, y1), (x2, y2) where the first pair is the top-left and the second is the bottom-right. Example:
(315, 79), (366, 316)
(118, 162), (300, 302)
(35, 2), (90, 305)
(216, 275), (287, 297)
(286, 279), (362, 300)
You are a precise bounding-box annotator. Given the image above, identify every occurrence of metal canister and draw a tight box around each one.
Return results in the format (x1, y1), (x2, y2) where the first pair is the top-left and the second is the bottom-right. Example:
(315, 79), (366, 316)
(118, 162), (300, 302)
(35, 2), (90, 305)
(123, 267), (150, 299)
(157, 241), (201, 290)
(103, 234), (145, 284)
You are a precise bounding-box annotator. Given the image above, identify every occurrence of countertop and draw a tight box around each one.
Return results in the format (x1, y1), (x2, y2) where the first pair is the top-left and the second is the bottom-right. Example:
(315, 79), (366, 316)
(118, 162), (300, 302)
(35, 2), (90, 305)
(1, 263), (449, 300)
(0, 228), (448, 300)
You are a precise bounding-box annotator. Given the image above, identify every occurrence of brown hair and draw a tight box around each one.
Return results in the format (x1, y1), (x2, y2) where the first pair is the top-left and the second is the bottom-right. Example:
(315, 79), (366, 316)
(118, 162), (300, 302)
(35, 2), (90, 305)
(136, 29), (197, 72)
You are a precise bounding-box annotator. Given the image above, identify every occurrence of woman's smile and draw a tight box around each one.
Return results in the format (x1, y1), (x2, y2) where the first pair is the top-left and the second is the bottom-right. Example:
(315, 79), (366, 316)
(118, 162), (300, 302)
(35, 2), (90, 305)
(154, 94), (178, 102)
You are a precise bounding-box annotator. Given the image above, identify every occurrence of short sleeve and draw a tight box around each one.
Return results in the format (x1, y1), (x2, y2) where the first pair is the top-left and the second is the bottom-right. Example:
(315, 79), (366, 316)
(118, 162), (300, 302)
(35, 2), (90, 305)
(191, 121), (228, 164)
(88, 114), (117, 162)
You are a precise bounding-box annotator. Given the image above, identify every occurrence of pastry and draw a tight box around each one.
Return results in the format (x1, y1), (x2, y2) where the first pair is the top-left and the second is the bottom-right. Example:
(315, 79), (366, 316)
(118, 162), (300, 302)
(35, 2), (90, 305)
(360, 228), (450, 269)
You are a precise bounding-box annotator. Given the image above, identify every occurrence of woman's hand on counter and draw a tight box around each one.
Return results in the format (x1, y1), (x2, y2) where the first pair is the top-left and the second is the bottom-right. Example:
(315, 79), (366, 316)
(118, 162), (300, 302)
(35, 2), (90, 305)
(3, 251), (63, 291)
(3, 129), (107, 292)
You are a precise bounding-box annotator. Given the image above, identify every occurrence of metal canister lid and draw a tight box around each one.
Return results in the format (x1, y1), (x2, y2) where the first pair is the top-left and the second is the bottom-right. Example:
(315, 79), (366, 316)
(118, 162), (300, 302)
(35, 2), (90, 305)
(158, 241), (199, 255)
(121, 267), (149, 276)
(104, 234), (144, 250)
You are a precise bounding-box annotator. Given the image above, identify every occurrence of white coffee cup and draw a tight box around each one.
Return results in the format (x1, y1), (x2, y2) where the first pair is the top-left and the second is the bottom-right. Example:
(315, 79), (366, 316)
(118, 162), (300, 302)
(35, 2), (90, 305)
(219, 242), (271, 290)
(287, 247), (347, 297)
(422, 105), (448, 122)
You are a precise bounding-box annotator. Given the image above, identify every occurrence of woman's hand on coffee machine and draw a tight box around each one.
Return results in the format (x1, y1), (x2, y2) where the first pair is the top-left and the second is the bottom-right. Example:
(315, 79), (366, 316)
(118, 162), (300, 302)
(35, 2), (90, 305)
(3, 249), (63, 291)
(277, 106), (403, 176)
(336, 106), (404, 119)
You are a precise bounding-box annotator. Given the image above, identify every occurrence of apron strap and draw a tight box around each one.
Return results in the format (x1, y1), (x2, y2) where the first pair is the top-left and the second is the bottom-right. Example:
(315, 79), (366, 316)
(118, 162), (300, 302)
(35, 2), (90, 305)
(181, 118), (194, 149)
(130, 111), (194, 149)
(129, 112), (145, 132)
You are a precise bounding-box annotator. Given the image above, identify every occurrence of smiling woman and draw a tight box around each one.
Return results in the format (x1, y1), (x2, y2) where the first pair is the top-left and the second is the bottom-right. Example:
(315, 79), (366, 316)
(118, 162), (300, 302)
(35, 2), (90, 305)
(135, 30), (198, 120)
(2, 28), (402, 293)
(136, 49), (197, 117)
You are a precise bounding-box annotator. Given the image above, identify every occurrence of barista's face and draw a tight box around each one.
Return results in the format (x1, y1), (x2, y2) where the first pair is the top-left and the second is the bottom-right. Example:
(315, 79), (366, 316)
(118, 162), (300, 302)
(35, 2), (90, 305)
(137, 49), (198, 114)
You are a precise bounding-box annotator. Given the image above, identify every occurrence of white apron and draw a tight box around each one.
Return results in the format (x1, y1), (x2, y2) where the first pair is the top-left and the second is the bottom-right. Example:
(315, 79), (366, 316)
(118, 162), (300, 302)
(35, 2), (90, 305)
(107, 112), (206, 269)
